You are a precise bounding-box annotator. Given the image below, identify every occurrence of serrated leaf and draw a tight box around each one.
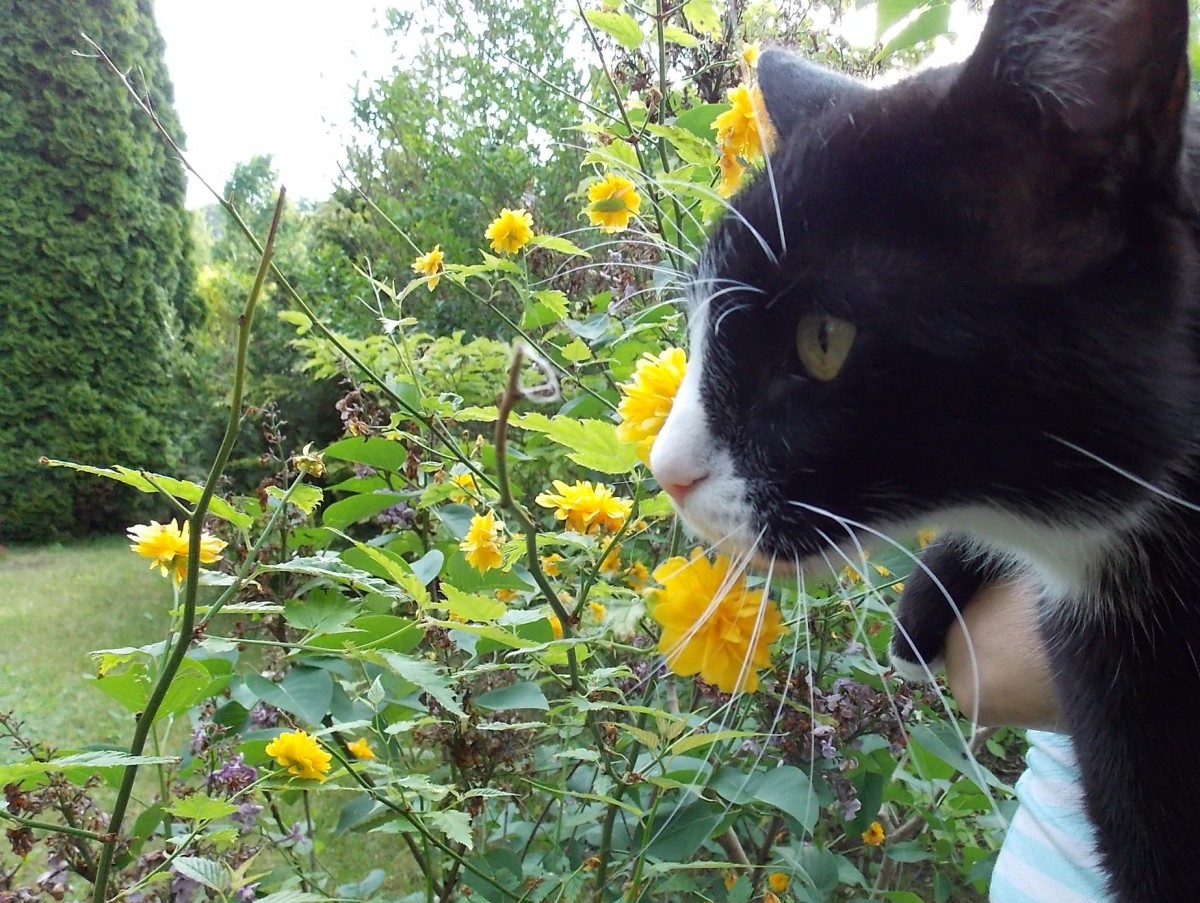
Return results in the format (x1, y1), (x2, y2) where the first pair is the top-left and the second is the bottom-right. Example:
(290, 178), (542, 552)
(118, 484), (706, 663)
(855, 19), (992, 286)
(426, 810), (474, 850)
(473, 681), (549, 712)
(584, 9), (644, 49)
(168, 796), (240, 821)
(262, 555), (406, 599)
(529, 234), (589, 257)
(513, 415), (639, 474)
(379, 652), (466, 719)
(255, 892), (328, 903)
(669, 729), (757, 755)
(560, 337), (593, 363)
(267, 483), (323, 515)
(42, 461), (252, 530)
(438, 585), (507, 622)
(172, 856), (228, 891)
(284, 592), (359, 633)
(662, 24), (699, 46)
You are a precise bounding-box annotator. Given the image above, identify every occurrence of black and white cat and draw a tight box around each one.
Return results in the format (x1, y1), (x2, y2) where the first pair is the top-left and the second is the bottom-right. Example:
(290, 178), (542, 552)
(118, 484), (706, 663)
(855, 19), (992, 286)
(649, 0), (1200, 900)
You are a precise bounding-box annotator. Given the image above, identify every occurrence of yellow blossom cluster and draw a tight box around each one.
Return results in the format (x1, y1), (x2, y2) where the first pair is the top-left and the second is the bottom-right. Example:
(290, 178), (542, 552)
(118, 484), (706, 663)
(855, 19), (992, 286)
(586, 172), (642, 232)
(862, 821), (886, 846)
(616, 347), (687, 465)
(648, 548), (787, 693)
(447, 470), (482, 505)
(713, 83), (775, 197)
(265, 729), (332, 781)
(485, 207), (534, 255)
(410, 244), (445, 290)
(459, 510), (505, 573)
(127, 519), (227, 584)
(347, 737), (375, 760)
(536, 480), (632, 535)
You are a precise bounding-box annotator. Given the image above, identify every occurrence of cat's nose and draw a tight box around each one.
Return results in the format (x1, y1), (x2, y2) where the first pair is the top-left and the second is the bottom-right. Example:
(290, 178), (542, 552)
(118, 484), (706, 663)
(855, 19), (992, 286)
(650, 444), (709, 504)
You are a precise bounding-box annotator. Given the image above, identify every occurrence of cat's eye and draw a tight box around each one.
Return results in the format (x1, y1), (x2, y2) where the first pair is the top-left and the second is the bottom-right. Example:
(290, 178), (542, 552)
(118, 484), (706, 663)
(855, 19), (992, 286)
(795, 314), (857, 381)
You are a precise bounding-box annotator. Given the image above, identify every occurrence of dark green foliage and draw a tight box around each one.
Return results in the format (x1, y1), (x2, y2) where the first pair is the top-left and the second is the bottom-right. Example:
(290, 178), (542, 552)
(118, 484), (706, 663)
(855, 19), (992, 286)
(0, 0), (194, 541)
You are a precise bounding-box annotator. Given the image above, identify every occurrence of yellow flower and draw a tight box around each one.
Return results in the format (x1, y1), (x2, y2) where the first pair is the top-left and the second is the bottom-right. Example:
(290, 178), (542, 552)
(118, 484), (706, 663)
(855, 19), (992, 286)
(535, 480), (632, 535)
(265, 729), (332, 781)
(600, 543), (622, 576)
(917, 527), (938, 549)
(460, 510), (505, 573)
(717, 146), (746, 197)
(127, 519), (227, 584)
(485, 207), (534, 255)
(768, 872), (789, 892)
(741, 42), (761, 69)
(496, 588), (520, 603)
(648, 548), (788, 694)
(447, 470), (481, 504)
(587, 601), (606, 623)
(764, 893), (782, 903)
(713, 84), (773, 160)
(862, 821), (886, 846)
(547, 612), (564, 639)
(616, 348), (687, 465)
(347, 737), (375, 760)
(625, 560), (650, 591)
(724, 871), (738, 890)
(411, 244), (445, 290)
(872, 563), (892, 578)
(842, 564), (862, 584)
(586, 173), (641, 232)
(540, 553), (565, 577)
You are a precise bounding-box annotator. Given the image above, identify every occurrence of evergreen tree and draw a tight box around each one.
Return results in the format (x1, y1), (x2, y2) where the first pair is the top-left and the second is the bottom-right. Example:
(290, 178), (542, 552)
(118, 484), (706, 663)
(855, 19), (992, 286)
(0, 0), (195, 541)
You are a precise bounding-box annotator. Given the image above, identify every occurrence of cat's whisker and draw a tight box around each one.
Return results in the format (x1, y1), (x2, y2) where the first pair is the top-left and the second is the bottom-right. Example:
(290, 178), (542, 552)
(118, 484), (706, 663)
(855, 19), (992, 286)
(1047, 433), (1200, 515)
(761, 144), (788, 259)
(659, 177), (780, 268)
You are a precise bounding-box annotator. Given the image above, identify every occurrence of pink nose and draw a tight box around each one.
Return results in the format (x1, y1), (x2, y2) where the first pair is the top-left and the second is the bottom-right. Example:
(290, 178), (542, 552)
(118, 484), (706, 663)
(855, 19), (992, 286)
(662, 475), (704, 504)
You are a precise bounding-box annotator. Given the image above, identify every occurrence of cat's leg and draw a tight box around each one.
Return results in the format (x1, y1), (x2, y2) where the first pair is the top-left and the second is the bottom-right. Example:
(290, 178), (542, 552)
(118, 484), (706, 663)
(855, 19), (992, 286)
(888, 534), (1006, 682)
(1044, 603), (1200, 903)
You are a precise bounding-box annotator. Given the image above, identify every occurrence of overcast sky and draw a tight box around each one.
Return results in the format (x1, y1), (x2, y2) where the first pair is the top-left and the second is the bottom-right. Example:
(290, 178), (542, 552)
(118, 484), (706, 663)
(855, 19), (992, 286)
(155, 1), (397, 208)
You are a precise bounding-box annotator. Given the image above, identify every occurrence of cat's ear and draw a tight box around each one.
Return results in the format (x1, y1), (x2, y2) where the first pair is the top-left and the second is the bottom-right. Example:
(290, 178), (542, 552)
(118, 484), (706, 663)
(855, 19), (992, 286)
(757, 49), (871, 140)
(958, 0), (1190, 174)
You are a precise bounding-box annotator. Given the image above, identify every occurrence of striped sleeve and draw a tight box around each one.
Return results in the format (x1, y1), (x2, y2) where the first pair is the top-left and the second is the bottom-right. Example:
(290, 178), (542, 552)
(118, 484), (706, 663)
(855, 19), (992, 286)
(990, 731), (1113, 903)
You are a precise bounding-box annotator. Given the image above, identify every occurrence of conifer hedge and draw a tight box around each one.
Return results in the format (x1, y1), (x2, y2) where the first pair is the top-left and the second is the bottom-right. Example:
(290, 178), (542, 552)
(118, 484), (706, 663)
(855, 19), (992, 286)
(0, 0), (196, 541)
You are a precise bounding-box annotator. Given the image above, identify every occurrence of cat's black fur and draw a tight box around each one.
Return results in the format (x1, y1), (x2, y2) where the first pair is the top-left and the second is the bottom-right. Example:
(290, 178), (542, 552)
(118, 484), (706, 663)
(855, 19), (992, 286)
(678, 0), (1200, 899)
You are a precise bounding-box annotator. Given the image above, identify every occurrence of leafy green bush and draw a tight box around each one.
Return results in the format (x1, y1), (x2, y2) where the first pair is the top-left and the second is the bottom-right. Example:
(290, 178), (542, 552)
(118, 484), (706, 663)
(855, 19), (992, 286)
(0, 0), (194, 541)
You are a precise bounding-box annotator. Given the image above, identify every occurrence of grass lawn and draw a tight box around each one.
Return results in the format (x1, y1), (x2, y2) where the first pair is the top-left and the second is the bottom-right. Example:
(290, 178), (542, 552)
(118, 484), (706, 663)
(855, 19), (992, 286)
(0, 538), (418, 896)
(0, 536), (172, 751)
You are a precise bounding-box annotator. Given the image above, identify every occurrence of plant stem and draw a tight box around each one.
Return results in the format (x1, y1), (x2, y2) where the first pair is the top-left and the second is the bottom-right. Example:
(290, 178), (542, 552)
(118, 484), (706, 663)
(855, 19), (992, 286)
(89, 193), (286, 903)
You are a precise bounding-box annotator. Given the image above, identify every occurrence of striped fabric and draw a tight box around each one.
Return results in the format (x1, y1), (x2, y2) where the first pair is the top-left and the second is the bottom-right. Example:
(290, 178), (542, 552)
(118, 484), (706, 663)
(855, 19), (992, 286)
(990, 731), (1113, 903)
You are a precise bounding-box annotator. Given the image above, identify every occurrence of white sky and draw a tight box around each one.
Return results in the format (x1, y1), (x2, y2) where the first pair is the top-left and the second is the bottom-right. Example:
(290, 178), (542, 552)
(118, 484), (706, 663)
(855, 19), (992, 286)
(155, 1), (397, 208)
(152, 2), (983, 210)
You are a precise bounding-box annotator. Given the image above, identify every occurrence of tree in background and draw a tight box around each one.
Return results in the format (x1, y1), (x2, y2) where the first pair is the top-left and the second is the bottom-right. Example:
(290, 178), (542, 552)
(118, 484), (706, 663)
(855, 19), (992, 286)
(0, 0), (195, 541)
(330, 0), (586, 336)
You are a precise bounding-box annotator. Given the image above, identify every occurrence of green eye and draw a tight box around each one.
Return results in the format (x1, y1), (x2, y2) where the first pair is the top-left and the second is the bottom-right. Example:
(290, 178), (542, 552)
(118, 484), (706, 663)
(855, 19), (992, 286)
(795, 314), (857, 381)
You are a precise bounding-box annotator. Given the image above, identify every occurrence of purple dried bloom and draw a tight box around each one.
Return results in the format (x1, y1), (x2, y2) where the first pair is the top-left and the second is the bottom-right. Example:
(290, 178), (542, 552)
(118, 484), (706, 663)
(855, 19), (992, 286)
(36, 854), (69, 898)
(189, 724), (210, 755)
(820, 737), (837, 759)
(232, 801), (263, 833)
(171, 871), (201, 903)
(208, 753), (258, 797)
(840, 796), (862, 820)
(234, 883), (259, 901)
(249, 703), (280, 729)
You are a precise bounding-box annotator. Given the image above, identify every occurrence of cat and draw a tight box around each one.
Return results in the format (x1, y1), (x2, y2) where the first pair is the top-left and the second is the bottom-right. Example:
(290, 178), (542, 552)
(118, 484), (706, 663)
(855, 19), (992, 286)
(648, 1), (1200, 900)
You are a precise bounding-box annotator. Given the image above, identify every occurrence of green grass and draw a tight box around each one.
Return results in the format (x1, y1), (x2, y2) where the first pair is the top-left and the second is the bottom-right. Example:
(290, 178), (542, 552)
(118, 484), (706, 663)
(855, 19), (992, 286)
(0, 536), (172, 751)
(0, 538), (420, 896)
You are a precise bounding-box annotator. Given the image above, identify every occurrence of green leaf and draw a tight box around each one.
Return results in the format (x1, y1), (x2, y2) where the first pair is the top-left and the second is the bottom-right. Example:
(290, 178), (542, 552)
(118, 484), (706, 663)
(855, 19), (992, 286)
(753, 766), (819, 832)
(323, 436), (409, 472)
(682, 0), (721, 37)
(321, 492), (407, 530)
(669, 729), (757, 755)
(284, 591), (359, 633)
(662, 24), (699, 47)
(245, 667), (334, 726)
(439, 585), (507, 622)
(522, 289), (570, 329)
(41, 461), (252, 530)
(168, 796), (240, 821)
(173, 856), (228, 892)
(584, 9), (644, 50)
(426, 810), (474, 850)
(529, 235), (589, 258)
(305, 614), (423, 654)
(560, 337), (593, 363)
(515, 414), (639, 474)
(878, 2), (951, 59)
(256, 893), (327, 903)
(876, 0), (927, 36)
(643, 800), (723, 861)
(267, 483), (323, 516)
(646, 123), (715, 167)
(883, 844), (933, 864)
(379, 651), (466, 719)
(262, 555), (407, 600)
(473, 681), (549, 712)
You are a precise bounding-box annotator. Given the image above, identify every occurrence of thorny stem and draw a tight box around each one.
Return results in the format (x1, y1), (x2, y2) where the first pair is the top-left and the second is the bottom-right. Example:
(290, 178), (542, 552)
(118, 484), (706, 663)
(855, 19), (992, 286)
(89, 192), (287, 903)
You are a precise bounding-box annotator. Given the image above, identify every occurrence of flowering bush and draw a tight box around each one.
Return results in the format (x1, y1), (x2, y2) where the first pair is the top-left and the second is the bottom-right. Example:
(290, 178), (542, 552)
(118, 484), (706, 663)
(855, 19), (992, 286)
(1, 5), (1016, 903)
